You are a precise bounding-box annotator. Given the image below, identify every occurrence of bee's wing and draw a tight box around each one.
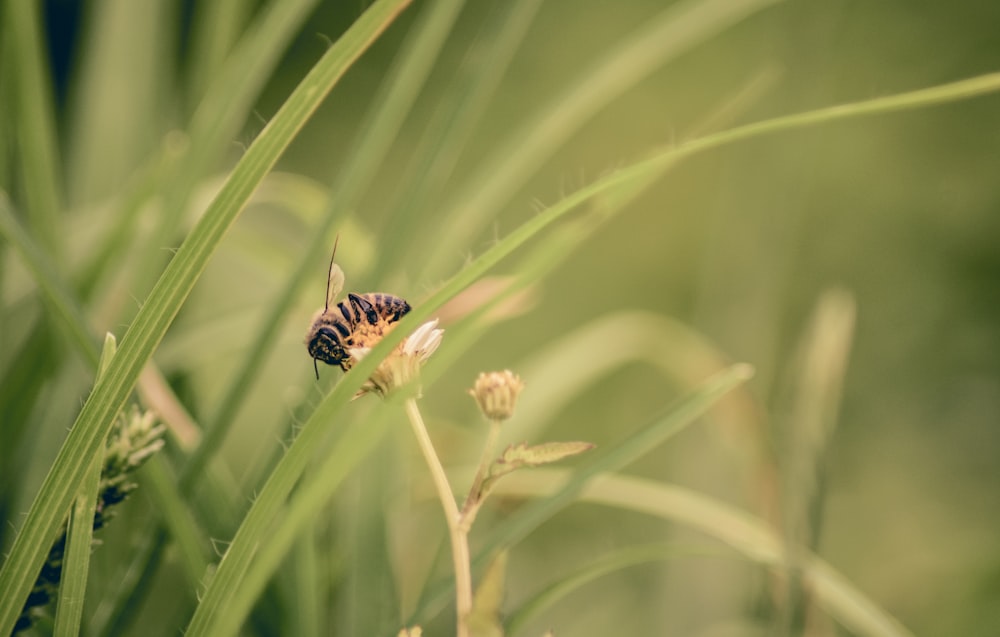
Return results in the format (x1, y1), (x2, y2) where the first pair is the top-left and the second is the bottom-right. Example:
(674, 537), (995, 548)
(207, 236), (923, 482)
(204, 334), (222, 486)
(326, 262), (345, 308)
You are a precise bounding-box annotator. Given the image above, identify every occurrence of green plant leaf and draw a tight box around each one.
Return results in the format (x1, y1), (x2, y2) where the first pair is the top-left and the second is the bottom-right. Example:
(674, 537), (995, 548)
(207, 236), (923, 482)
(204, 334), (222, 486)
(495, 441), (597, 470)
(479, 442), (596, 501)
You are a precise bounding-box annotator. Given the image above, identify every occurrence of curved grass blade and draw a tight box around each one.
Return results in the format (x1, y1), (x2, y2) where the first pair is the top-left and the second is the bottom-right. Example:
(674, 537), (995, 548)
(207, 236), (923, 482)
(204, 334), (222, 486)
(374, 0), (544, 280)
(494, 471), (914, 637)
(507, 311), (752, 444)
(418, 0), (784, 278)
(186, 405), (395, 637)
(0, 195), (99, 367)
(505, 542), (720, 635)
(0, 2), (413, 632)
(87, 0), (320, 320)
(421, 68), (777, 390)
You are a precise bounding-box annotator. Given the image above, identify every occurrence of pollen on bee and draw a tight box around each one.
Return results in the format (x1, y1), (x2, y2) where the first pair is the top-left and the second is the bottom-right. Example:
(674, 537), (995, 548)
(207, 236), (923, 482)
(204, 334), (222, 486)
(340, 316), (401, 370)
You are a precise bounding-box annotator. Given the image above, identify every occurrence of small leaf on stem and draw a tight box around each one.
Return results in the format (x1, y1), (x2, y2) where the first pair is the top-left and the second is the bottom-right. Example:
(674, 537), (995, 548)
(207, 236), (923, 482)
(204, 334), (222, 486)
(478, 441), (595, 502)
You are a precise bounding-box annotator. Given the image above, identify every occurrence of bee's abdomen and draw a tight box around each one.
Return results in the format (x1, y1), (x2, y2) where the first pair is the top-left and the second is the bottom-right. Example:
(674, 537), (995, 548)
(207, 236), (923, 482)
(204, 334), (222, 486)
(359, 293), (411, 322)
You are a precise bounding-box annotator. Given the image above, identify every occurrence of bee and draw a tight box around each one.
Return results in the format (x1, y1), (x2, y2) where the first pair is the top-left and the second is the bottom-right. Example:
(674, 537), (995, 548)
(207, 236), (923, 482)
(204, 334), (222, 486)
(306, 238), (411, 378)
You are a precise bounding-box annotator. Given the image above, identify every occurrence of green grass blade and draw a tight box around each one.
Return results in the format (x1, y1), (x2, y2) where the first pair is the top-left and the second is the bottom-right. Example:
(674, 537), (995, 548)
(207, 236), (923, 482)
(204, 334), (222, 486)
(139, 457), (210, 588)
(422, 69), (773, 388)
(505, 543), (718, 635)
(419, 0), (783, 278)
(86, 526), (167, 637)
(0, 194), (99, 367)
(188, 407), (394, 637)
(64, 0), (173, 205)
(668, 72), (1000, 174)
(290, 532), (322, 637)
(775, 289), (856, 633)
(361, 72), (1000, 410)
(50, 443), (102, 637)
(182, 0), (467, 491)
(0, 2), (412, 632)
(50, 335), (117, 637)
(186, 0), (253, 109)
(0, 328), (55, 549)
(494, 472), (914, 637)
(374, 0), (544, 280)
(96, 0), (320, 319)
(503, 311), (746, 440)
(1, 0), (63, 257)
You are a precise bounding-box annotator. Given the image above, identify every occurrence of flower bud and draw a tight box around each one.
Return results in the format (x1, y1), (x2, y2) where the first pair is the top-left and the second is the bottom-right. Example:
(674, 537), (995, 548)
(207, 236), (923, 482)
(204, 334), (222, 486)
(468, 370), (525, 421)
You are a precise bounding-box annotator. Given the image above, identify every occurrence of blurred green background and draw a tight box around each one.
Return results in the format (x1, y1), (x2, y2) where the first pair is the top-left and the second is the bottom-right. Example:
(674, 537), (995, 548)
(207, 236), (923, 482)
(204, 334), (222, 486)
(3, 0), (1000, 635)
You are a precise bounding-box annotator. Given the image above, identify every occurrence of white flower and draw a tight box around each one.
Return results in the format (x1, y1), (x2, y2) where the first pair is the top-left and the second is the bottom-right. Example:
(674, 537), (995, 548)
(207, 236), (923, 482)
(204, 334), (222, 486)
(350, 319), (443, 398)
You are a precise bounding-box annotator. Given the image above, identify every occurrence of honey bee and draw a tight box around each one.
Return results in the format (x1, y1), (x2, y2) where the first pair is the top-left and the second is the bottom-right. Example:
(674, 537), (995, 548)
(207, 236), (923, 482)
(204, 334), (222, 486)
(306, 239), (411, 378)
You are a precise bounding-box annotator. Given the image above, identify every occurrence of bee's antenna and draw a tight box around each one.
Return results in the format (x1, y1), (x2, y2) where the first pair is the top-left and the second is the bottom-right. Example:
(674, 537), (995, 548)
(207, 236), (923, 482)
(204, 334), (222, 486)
(324, 234), (340, 312)
(313, 356), (320, 380)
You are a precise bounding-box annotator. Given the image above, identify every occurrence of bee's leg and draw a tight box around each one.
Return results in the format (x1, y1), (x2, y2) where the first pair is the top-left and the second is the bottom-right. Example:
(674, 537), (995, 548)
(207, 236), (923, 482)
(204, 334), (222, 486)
(348, 293), (379, 325)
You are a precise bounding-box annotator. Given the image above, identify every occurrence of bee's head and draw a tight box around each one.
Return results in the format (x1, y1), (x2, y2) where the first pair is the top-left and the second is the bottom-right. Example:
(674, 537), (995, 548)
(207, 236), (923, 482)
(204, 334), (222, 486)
(306, 312), (349, 378)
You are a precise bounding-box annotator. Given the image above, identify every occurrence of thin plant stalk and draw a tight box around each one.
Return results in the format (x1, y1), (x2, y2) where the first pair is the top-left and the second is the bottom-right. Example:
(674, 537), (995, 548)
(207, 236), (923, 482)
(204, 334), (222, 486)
(461, 420), (502, 527)
(403, 398), (472, 637)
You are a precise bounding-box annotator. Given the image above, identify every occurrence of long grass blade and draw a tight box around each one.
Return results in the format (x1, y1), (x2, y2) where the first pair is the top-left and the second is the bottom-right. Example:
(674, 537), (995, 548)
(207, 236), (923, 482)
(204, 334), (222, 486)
(186, 406), (395, 637)
(0, 195), (99, 366)
(50, 335), (115, 637)
(1, 0), (63, 257)
(418, 0), (783, 278)
(186, 0), (254, 109)
(505, 543), (718, 635)
(0, 2), (412, 632)
(775, 289), (857, 634)
(92, 0), (321, 320)
(64, 0), (173, 205)
(374, 0), (544, 280)
(494, 471), (914, 637)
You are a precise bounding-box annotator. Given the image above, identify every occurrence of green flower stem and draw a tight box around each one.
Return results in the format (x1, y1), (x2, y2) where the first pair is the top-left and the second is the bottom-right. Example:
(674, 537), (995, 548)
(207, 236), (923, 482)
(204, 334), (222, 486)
(460, 419), (502, 530)
(404, 398), (472, 637)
